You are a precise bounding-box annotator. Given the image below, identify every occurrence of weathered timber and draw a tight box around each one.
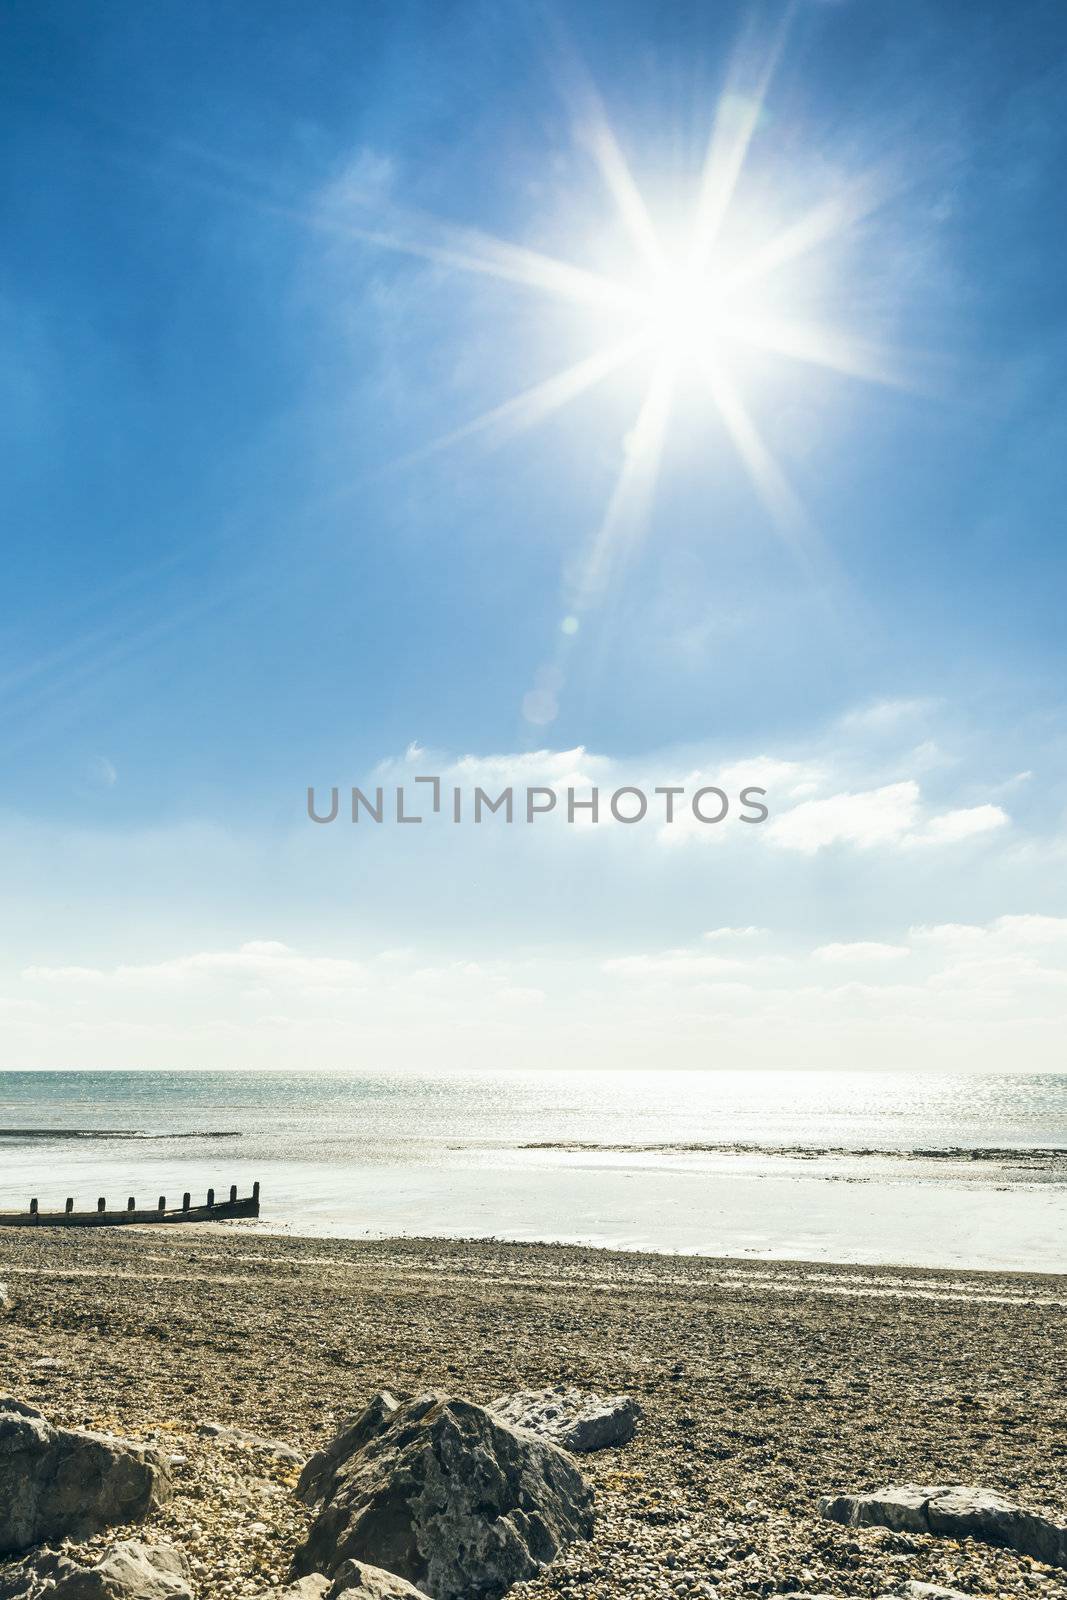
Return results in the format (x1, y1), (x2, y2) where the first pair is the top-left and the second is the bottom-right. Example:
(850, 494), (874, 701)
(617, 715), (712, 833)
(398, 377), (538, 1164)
(0, 1185), (260, 1228)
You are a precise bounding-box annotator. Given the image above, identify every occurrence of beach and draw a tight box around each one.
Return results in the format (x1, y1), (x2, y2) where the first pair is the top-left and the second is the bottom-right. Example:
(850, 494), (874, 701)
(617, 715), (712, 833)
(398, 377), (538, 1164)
(2, 1226), (1065, 1598)
(2, 1071), (1065, 1273)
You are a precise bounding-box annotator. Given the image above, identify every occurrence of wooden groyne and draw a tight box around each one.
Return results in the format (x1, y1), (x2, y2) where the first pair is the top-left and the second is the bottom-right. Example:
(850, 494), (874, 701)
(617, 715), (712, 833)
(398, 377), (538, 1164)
(0, 1182), (260, 1227)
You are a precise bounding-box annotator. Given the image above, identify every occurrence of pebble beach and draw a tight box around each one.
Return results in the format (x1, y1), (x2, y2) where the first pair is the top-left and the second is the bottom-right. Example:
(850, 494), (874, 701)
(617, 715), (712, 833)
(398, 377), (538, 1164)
(1, 1227), (1065, 1599)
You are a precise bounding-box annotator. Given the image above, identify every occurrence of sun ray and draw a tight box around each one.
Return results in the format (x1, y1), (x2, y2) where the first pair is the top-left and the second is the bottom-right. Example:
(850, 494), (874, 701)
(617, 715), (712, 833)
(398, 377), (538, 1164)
(547, 21), (667, 276)
(580, 114), (667, 277)
(321, 205), (641, 316)
(727, 313), (910, 390)
(576, 356), (678, 606)
(289, 43), (916, 734)
(703, 361), (811, 557)
(722, 173), (887, 293)
(384, 333), (650, 472)
(688, 30), (788, 274)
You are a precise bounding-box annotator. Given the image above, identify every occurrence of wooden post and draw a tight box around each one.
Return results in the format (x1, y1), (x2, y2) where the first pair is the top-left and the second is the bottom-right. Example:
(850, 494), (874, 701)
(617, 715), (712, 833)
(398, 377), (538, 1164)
(30, 1198), (38, 1215)
(127, 1197), (136, 1212)
(97, 1197), (106, 1214)
(65, 1198), (74, 1215)
(252, 1181), (260, 1204)
(158, 1195), (166, 1213)
(229, 1184), (237, 1204)
(182, 1192), (190, 1212)
(207, 1188), (215, 1208)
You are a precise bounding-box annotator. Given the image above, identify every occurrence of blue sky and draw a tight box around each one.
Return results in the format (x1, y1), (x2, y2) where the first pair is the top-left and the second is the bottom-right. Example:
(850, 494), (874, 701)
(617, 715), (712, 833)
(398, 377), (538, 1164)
(2, 0), (1067, 1068)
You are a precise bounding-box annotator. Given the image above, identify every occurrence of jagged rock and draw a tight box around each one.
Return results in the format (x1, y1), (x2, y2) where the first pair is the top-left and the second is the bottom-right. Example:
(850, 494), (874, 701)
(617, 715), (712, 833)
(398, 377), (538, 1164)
(265, 1570), (428, 1600)
(0, 1542), (191, 1599)
(0, 1399), (170, 1556)
(489, 1387), (640, 1452)
(196, 1421), (305, 1462)
(296, 1391), (400, 1508)
(291, 1390), (594, 1600)
(328, 1562), (430, 1598)
(819, 1483), (1067, 1568)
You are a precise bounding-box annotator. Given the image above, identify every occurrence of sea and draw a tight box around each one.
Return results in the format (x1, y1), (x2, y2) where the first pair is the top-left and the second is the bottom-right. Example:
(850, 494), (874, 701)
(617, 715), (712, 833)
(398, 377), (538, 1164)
(0, 1070), (1064, 1273)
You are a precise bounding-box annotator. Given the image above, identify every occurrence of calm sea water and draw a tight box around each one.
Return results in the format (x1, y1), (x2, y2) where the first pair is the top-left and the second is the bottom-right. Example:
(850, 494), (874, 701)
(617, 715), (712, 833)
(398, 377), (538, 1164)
(1, 1070), (1064, 1272)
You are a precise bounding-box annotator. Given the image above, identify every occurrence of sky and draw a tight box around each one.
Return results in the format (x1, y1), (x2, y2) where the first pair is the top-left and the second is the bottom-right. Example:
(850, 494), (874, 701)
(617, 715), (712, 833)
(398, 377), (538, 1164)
(2, 0), (1067, 1070)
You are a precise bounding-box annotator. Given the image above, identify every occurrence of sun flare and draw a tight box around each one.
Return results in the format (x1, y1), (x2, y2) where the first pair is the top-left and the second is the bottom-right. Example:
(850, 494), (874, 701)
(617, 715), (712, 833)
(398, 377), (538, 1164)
(341, 59), (908, 723)
(640, 264), (730, 365)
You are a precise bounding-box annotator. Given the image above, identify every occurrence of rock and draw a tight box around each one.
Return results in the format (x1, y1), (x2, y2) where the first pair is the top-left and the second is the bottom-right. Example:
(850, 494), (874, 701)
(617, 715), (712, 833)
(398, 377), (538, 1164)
(0, 1285), (11, 1313)
(55, 1543), (192, 1600)
(296, 1391), (400, 1508)
(0, 1542), (191, 1599)
(291, 1390), (594, 1600)
(196, 1421), (305, 1462)
(328, 1561), (431, 1598)
(489, 1387), (641, 1452)
(265, 1567), (428, 1600)
(262, 1581), (330, 1600)
(0, 1398), (170, 1556)
(0, 1551), (70, 1600)
(819, 1483), (1067, 1568)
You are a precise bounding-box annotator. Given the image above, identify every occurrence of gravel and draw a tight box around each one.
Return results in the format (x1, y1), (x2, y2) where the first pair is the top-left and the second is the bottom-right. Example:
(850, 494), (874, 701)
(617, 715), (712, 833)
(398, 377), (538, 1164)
(0, 1227), (1064, 1599)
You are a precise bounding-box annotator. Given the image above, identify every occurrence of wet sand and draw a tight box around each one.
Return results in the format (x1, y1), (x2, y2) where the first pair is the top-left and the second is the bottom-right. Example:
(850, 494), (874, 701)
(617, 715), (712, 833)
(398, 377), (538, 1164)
(1, 1227), (1065, 1598)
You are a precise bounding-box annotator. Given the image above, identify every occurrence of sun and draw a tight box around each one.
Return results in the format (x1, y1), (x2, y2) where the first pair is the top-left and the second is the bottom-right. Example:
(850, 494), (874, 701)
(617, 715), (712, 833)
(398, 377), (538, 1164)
(336, 54), (907, 722)
(640, 262), (731, 366)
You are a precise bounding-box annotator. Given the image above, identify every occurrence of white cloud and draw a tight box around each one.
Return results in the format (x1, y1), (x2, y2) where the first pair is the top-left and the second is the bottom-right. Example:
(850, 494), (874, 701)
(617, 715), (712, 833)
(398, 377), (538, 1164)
(23, 941), (368, 994)
(767, 780), (921, 853)
(3, 694), (1061, 1069)
(812, 941), (911, 963)
(767, 783), (1010, 855)
(601, 951), (749, 980)
(20, 940), (547, 1017)
(365, 730), (1016, 860)
(907, 804), (1008, 846)
(912, 914), (1067, 951)
(7, 910), (1067, 1070)
(837, 698), (935, 732)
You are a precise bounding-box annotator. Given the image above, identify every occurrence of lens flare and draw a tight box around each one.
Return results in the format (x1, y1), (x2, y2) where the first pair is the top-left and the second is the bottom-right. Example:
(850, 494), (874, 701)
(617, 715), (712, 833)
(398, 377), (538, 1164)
(331, 52), (911, 723)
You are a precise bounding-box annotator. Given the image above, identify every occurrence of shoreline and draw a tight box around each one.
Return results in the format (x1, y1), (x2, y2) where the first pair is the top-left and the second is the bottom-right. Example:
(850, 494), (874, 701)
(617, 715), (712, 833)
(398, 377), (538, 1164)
(242, 1221), (1067, 1280)
(12, 1215), (1067, 1279)
(6, 1215), (1067, 1281)
(2, 1229), (1065, 1597)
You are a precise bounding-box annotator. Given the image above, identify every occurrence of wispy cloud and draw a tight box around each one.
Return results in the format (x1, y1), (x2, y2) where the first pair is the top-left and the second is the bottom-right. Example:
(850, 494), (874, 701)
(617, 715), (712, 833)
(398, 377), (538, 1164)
(812, 941), (911, 962)
(11, 912), (1065, 1071)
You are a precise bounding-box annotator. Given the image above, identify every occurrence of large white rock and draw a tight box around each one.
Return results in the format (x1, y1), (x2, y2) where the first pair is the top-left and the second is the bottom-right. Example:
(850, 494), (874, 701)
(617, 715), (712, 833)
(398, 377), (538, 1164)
(0, 1541), (191, 1599)
(489, 1387), (640, 1452)
(819, 1483), (1067, 1568)
(266, 1568), (428, 1600)
(329, 1561), (431, 1598)
(0, 1400), (170, 1557)
(291, 1390), (594, 1600)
